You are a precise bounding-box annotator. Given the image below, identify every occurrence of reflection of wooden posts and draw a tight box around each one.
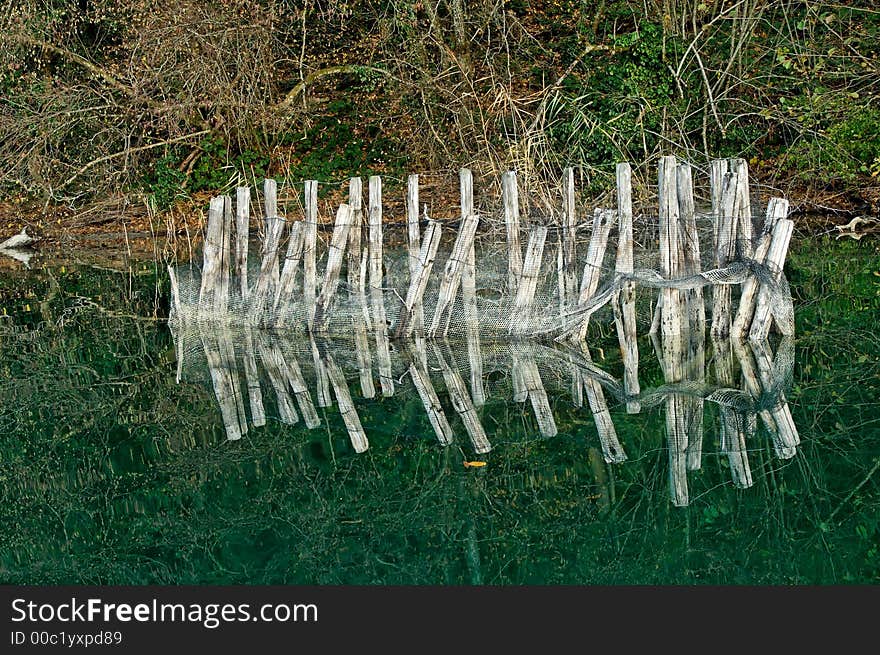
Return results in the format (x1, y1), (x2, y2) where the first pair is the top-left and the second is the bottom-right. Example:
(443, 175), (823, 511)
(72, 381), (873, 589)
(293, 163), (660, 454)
(312, 204), (353, 333)
(235, 186), (250, 300)
(574, 209), (615, 340)
(368, 175), (394, 396)
(713, 333), (754, 487)
(322, 350), (369, 453)
(407, 340), (454, 446)
(751, 339), (800, 457)
(459, 171), (484, 404)
(509, 226), (548, 335)
(434, 344), (491, 454)
(303, 180), (318, 329)
(280, 348), (321, 429)
(310, 335), (332, 408)
(580, 344), (627, 463)
(518, 353), (557, 438)
(256, 335), (299, 425)
(347, 177), (371, 330)
(202, 331), (248, 440)
(353, 321), (376, 399)
(612, 162), (640, 413)
(428, 214), (479, 337)
(733, 197), (787, 339)
(502, 170), (523, 293)
(733, 339), (795, 459)
(242, 329), (266, 427)
(466, 322), (485, 407)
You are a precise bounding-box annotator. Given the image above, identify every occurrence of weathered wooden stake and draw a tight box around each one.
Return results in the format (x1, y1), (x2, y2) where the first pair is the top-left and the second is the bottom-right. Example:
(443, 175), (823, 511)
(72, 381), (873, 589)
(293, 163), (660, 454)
(612, 162), (640, 413)
(274, 221), (305, 318)
(580, 344), (627, 463)
(368, 175), (394, 396)
(322, 350), (369, 453)
(256, 334), (299, 425)
(435, 344), (491, 454)
(235, 186), (250, 300)
(242, 329), (266, 427)
(312, 204), (353, 333)
(198, 196), (225, 312)
(428, 213), (479, 337)
(396, 219), (442, 338)
(406, 173), (425, 337)
(408, 341), (454, 446)
(502, 170), (523, 293)
(310, 335), (332, 408)
(303, 180), (318, 328)
(250, 181), (287, 315)
(560, 167), (579, 309)
(509, 225), (548, 335)
(280, 349), (321, 429)
(519, 353), (557, 438)
(574, 209), (615, 340)
(202, 332), (248, 440)
(749, 218), (794, 342)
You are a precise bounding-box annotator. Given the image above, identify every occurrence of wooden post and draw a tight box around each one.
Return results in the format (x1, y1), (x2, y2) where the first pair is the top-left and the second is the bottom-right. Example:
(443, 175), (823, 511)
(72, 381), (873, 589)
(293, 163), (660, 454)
(347, 177), (371, 328)
(460, 169), (480, 346)
(751, 338), (800, 456)
(428, 213), (479, 337)
(711, 167), (739, 339)
(310, 335), (332, 408)
(613, 162), (640, 413)
(749, 218), (794, 342)
(574, 209), (615, 340)
(198, 196), (225, 312)
(733, 197), (787, 339)
(235, 186), (250, 300)
(304, 180), (318, 329)
(434, 344), (491, 454)
(508, 225), (548, 335)
(730, 158), (753, 260)
(560, 167), (579, 309)
(408, 340), (454, 446)
(250, 181), (287, 316)
(503, 170), (523, 293)
(406, 174), (425, 337)
(274, 221), (305, 319)
(312, 204), (353, 333)
(368, 175), (394, 396)
(396, 219), (442, 338)
(322, 349), (369, 453)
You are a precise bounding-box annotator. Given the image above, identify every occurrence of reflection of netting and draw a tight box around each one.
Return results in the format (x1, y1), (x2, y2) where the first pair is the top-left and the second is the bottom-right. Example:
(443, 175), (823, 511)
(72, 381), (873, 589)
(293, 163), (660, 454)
(169, 212), (793, 341)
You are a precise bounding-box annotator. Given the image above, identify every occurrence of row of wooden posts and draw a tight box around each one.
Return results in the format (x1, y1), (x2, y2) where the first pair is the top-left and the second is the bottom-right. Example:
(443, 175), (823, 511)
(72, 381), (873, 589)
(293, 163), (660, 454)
(169, 156), (795, 349)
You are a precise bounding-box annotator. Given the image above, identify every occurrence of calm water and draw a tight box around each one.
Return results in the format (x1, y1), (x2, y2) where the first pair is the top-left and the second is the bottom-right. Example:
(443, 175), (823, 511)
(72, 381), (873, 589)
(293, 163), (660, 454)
(1, 237), (878, 584)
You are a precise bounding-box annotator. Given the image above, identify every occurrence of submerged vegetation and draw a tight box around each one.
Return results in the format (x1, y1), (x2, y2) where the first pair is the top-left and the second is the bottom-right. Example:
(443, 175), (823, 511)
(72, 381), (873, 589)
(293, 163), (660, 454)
(1, 1), (879, 214)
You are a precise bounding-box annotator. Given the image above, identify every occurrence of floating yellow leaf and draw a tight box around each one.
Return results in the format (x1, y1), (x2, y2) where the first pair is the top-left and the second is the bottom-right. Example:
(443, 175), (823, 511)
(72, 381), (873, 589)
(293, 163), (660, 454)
(463, 461), (486, 468)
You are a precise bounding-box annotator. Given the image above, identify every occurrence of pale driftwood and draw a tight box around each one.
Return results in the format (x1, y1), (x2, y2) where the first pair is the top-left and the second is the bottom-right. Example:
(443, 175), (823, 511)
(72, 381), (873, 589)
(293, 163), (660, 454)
(434, 345), (491, 454)
(408, 341), (454, 446)
(256, 334), (299, 425)
(406, 173), (425, 337)
(250, 183), (287, 315)
(509, 225), (548, 335)
(304, 180), (319, 328)
(323, 350), (369, 453)
(502, 170), (523, 293)
(732, 197), (788, 339)
(312, 204), (353, 333)
(368, 175), (394, 396)
(613, 162), (640, 412)
(274, 221), (305, 318)
(242, 329), (266, 427)
(428, 213), (479, 337)
(198, 196), (225, 312)
(310, 335), (332, 408)
(749, 218), (794, 342)
(202, 332), (247, 441)
(235, 186), (250, 300)
(280, 350), (321, 429)
(517, 353), (557, 438)
(574, 209), (615, 340)
(396, 219), (442, 338)
(560, 167), (579, 308)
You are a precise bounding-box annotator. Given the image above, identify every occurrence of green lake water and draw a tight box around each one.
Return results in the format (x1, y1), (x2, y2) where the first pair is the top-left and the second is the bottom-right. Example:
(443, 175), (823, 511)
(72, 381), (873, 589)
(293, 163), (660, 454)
(1, 236), (878, 584)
